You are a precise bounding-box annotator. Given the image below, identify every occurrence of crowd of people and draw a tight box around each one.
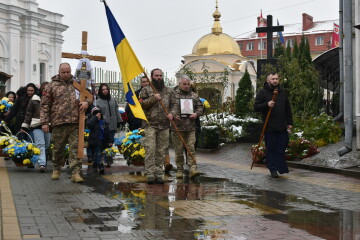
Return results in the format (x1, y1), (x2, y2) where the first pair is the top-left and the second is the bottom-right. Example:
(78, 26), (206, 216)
(1, 62), (292, 184)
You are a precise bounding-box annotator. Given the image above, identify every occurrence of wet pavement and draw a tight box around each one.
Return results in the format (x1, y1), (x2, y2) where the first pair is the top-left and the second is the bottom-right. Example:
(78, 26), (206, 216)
(1, 143), (360, 240)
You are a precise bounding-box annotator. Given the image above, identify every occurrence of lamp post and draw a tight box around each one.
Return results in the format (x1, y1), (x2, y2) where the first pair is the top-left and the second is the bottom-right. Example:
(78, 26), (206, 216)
(0, 72), (12, 99)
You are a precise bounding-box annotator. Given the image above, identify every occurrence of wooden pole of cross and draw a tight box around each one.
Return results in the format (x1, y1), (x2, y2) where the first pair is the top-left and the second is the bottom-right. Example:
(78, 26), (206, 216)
(73, 77), (93, 158)
(62, 31), (106, 158)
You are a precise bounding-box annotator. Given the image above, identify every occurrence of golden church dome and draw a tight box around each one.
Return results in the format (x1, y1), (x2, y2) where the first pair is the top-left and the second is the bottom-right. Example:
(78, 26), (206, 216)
(192, 1), (242, 56)
(192, 33), (241, 56)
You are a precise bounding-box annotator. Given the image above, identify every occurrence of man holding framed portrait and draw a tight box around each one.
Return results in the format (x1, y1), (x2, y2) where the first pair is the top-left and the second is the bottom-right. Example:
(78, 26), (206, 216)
(180, 99), (194, 117)
(168, 75), (203, 179)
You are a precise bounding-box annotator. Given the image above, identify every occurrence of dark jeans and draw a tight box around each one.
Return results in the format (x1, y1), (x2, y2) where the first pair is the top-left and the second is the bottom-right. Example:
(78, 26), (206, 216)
(92, 142), (104, 166)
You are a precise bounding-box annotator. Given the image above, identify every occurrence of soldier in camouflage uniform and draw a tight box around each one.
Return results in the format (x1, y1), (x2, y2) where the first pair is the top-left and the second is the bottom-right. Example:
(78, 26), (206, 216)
(140, 68), (172, 184)
(41, 63), (92, 183)
(168, 75), (204, 179)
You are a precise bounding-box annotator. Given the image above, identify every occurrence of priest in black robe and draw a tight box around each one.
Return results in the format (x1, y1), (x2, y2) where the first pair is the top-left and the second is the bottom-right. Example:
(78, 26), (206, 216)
(254, 72), (293, 178)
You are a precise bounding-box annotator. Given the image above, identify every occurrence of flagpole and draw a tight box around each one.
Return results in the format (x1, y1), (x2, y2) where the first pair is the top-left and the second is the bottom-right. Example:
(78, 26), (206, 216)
(143, 72), (197, 164)
(101, 0), (196, 164)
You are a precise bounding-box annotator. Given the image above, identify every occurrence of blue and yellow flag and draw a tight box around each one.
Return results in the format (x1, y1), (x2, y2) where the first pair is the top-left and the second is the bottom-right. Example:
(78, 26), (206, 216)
(104, 2), (147, 121)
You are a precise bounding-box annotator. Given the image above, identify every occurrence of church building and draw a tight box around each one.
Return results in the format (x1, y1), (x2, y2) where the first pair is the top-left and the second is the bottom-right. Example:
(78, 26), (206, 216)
(176, 2), (256, 108)
(0, 0), (67, 92)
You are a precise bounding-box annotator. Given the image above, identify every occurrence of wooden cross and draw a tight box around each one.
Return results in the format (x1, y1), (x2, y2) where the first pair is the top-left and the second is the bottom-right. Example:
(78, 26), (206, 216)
(62, 31), (107, 62)
(62, 31), (106, 158)
(256, 15), (284, 59)
(73, 68), (93, 158)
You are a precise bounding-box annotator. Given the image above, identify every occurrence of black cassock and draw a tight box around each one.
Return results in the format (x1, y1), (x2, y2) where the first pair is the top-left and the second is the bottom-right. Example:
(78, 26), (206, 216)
(264, 131), (289, 174)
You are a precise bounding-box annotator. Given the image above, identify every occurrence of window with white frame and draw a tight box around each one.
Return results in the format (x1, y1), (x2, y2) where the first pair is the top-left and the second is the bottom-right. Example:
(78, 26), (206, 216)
(258, 41), (266, 50)
(286, 39), (294, 48)
(315, 36), (324, 46)
(40, 63), (46, 83)
(246, 42), (254, 51)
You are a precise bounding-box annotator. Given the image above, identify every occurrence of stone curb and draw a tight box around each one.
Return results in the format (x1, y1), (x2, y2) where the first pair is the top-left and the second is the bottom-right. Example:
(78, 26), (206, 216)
(287, 161), (360, 179)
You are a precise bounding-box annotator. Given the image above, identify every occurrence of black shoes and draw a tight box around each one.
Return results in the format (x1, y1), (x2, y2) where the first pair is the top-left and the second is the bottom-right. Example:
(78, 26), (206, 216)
(146, 176), (155, 184)
(271, 171), (279, 178)
(164, 164), (173, 173)
(146, 175), (164, 184)
(155, 176), (164, 184)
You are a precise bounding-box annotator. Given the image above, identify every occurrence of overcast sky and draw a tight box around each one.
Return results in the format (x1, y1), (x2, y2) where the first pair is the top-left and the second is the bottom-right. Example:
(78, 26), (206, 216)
(36, 0), (339, 79)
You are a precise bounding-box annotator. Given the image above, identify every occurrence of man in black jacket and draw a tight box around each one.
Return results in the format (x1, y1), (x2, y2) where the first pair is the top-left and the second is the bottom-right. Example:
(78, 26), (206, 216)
(254, 72), (293, 178)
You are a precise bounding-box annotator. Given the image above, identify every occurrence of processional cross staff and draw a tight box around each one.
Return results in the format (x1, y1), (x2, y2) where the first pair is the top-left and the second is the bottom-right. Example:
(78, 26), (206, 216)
(251, 14), (284, 168)
(62, 31), (106, 158)
(251, 89), (278, 169)
(256, 14), (284, 60)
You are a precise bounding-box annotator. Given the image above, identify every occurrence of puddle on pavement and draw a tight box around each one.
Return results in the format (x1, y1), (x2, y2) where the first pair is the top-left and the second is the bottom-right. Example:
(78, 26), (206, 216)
(67, 173), (360, 239)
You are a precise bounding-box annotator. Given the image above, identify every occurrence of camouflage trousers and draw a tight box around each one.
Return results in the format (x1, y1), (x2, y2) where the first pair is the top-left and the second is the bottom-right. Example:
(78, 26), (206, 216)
(142, 126), (169, 177)
(52, 124), (82, 174)
(171, 130), (197, 171)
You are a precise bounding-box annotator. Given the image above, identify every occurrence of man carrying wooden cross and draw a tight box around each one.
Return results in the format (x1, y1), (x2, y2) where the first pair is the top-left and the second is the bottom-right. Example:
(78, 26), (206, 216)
(41, 62), (93, 183)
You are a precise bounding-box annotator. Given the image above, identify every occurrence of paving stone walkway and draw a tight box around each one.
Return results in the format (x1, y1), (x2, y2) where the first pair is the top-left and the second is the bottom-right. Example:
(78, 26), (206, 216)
(0, 142), (359, 240)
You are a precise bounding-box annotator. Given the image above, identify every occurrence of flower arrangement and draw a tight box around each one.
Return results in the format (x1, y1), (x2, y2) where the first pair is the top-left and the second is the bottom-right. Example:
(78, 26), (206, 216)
(250, 137), (319, 162)
(120, 129), (145, 166)
(3, 141), (41, 165)
(114, 137), (125, 146)
(102, 146), (119, 158)
(0, 97), (13, 113)
(0, 135), (17, 149)
(285, 138), (319, 160)
(250, 142), (266, 163)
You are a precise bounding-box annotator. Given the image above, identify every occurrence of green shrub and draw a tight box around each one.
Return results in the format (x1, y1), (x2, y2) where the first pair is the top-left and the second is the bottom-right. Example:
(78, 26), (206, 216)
(293, 113), (342, 146)
(238, 120), (263, 143)
(235, 69), (253, 118)
(197, 126), (220, 149)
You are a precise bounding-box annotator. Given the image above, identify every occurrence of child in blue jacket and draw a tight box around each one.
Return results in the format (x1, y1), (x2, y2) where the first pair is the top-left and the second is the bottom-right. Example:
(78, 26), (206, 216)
(87, 107), (112, 174)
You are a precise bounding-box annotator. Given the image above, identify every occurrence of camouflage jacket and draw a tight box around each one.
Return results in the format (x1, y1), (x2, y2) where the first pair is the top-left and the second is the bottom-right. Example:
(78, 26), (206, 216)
(140, 85), (172, 129)
(40, 75), (87, 128)
(169, 88), (203, 131)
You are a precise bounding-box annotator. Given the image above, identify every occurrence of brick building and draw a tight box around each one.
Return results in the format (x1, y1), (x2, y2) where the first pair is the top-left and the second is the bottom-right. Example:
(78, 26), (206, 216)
(235, 13), (338, 60)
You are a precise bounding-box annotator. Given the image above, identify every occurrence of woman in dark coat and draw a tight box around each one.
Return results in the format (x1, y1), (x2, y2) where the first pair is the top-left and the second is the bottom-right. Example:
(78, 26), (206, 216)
(5, 83), (37, 136)
(96, 83), (122, 167)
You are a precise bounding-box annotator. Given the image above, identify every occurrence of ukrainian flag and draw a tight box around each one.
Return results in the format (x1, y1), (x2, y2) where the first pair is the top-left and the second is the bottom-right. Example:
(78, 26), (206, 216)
(104, 2), (147, 121)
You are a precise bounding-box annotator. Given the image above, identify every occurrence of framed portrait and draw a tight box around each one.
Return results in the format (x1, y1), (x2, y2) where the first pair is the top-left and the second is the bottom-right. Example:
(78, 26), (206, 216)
(180, 98), (194, 116)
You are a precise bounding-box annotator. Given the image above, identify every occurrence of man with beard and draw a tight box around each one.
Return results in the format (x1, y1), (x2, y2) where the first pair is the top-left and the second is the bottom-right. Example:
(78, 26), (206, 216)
(254, 72), (293, 178)
(140, 68), (172, 184)
(168, 75), (203, 179)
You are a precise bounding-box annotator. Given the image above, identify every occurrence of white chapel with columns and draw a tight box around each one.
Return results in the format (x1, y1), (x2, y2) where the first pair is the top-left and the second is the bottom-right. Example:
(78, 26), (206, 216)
(0, 0), (67, 92)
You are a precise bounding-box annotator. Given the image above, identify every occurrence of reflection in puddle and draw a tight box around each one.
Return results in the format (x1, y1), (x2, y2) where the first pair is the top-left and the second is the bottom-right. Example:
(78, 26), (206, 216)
(76, 174), (360, 239)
